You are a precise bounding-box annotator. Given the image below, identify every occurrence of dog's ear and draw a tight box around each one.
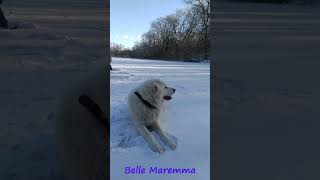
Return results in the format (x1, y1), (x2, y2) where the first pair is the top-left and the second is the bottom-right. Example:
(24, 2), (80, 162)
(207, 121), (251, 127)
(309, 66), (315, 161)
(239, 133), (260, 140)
(153, 85), (158, 92)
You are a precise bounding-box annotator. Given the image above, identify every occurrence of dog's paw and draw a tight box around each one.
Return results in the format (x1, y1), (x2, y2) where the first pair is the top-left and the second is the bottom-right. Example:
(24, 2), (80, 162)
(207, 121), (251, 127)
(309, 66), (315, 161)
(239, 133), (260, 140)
(168, 141), (177, 150)
(151, 143), (165, 154)
(156, 144), (165, 154)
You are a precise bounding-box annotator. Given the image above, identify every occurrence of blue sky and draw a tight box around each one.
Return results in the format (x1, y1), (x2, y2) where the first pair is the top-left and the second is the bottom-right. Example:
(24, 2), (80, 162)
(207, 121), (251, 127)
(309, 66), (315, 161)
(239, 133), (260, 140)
(111, 0), (185, 49)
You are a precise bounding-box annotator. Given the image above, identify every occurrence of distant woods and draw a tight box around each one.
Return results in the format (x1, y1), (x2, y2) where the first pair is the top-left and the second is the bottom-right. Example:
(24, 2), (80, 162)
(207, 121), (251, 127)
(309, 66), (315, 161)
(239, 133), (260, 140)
(111, 0), (210, 61)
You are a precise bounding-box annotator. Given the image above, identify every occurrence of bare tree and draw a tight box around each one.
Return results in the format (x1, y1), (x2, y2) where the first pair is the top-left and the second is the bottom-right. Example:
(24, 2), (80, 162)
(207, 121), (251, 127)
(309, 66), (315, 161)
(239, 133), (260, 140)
(185, 0), (210, 59)
(112, 0), (210, 62)
(110, 43), (125, 57)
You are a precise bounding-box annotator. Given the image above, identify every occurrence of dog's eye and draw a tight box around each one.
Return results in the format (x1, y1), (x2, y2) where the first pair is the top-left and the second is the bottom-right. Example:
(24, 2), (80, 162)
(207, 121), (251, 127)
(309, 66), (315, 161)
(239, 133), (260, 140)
(165, 86), (167, 89)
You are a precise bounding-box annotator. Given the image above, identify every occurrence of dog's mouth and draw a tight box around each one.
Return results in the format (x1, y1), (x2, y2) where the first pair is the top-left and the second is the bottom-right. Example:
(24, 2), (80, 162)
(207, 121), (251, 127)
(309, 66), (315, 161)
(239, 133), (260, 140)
(163, 95), (172, 100)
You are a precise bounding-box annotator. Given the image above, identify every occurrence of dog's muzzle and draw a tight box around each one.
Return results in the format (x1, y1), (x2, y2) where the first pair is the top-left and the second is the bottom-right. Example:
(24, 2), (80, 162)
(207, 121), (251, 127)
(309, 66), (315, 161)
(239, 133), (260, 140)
(163, 95), (172, 100)
(163, 88), (175, 100)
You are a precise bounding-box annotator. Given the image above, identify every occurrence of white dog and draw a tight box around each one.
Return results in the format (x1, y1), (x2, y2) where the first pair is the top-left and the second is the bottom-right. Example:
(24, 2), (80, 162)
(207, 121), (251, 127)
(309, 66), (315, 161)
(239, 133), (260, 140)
(128, 79), (177, 154)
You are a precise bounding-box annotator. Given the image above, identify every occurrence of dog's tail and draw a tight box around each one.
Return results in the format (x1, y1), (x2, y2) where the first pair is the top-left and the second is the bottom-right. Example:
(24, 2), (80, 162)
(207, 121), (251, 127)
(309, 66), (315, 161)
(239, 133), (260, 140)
(78, 94), (109, 130)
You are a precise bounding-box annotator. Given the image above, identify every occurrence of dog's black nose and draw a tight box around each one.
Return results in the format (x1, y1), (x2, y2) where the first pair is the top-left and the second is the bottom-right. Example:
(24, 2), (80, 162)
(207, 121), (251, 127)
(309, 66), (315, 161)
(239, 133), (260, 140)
(173, 88), (176, 92)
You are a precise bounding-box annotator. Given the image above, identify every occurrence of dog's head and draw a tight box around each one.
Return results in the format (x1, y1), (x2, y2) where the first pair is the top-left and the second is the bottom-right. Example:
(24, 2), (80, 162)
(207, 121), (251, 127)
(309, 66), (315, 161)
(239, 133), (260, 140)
(141, 79), (176, 102)
(163, 86), (176, 101)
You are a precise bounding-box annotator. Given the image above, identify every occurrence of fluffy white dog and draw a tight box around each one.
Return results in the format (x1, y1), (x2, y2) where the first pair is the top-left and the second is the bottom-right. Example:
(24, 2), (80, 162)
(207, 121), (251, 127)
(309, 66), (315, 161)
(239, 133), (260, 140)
(128, 79), (177, 154)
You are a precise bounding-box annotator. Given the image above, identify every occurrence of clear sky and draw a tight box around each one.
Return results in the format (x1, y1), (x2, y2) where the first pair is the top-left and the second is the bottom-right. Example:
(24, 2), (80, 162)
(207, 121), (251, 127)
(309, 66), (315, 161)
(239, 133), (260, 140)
(111, 0), (186, 49)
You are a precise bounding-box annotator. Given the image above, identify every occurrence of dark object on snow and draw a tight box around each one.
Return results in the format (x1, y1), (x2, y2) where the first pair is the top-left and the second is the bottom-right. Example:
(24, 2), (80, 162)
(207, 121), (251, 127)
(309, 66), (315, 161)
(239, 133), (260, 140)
(146, 125), (154, 132)
(78, 94), (109, 131)
(78, 92), (153, 132)
(0, 6), (8, 29)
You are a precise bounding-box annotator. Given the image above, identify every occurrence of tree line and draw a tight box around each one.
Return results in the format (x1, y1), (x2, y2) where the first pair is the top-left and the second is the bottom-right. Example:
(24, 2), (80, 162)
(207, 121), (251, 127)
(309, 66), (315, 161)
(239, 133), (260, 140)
(111, 0), (210, 62)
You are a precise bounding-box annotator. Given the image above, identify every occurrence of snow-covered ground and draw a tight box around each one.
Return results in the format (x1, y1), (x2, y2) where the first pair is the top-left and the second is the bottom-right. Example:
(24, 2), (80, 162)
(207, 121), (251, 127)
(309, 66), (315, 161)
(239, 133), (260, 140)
(213, 2), (320, 180)
(0, 0), (107, 179)
(0, 0), (107, 72)
(110, 57), (210, 180)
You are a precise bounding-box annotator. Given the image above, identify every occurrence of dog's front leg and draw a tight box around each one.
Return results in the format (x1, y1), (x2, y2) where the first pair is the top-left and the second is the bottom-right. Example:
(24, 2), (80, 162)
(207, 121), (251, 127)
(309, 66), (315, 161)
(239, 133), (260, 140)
(134, 123), (164, 154)
(152, 123), (177, 150)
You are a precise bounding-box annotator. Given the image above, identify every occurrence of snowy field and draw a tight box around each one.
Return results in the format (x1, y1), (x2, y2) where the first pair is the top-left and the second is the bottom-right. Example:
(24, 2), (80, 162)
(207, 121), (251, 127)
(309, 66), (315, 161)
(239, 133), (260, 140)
(1, 0), (107, 72)
(213, 2), (320, 179)
(0, 0), (107, 179)
(110, 57), (210, 180)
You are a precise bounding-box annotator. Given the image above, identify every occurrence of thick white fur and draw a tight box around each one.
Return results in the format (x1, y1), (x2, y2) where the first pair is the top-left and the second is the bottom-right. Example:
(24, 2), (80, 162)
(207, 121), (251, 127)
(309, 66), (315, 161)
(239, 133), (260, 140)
(128, 79), (176, 154)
